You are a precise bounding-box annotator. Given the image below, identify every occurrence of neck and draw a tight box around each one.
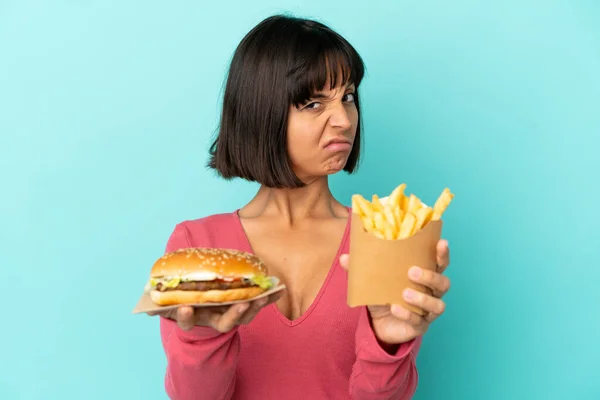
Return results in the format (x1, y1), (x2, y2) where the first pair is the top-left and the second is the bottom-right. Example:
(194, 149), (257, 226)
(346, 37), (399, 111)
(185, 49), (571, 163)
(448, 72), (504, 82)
(241, 176), (347, 225)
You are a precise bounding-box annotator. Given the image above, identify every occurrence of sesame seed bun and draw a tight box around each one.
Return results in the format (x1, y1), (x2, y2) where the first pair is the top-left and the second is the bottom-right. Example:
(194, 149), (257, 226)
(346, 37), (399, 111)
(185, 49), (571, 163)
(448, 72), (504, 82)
(148, 248), (272, 306)
(150, 247), (268, 279)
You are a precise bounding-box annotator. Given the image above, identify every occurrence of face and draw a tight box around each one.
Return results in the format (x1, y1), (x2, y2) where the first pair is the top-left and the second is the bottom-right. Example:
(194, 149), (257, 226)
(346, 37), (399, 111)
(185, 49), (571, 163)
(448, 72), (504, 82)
(286, 81), (359, 183)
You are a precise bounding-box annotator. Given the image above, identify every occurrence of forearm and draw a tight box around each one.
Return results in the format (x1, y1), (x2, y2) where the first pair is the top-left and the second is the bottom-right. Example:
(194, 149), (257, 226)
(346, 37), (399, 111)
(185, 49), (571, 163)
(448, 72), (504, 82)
(349, 308), (421, 399)
(161, 317), (239, 400)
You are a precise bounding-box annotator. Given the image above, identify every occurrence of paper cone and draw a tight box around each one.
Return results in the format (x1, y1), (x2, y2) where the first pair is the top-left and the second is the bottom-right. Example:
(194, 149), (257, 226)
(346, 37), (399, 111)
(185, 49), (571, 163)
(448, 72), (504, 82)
(347, 213), (442, 316)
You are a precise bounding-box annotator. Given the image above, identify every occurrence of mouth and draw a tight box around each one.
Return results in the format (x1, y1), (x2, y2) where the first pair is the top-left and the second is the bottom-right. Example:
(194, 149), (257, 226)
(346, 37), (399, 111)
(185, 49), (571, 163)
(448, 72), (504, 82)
(324, 137), (353, 151)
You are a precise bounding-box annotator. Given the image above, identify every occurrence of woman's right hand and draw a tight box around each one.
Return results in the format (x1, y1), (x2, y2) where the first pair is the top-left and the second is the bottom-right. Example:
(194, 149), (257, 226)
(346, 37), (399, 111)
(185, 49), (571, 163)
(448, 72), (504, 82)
(148, 291), (283, 333)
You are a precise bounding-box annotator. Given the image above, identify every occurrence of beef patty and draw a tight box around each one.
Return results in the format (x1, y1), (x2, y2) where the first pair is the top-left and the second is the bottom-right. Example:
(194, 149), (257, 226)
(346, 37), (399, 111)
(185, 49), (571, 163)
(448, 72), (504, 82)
(156, 279), (255, 292)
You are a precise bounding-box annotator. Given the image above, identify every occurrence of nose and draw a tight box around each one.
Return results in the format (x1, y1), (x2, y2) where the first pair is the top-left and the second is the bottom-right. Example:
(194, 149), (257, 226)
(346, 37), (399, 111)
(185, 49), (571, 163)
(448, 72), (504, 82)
(329, 103), (352, 130)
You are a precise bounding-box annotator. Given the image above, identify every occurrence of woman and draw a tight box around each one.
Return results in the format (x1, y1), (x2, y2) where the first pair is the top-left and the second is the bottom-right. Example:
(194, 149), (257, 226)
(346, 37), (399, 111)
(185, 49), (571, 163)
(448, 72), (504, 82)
(152, 14), (451, 400)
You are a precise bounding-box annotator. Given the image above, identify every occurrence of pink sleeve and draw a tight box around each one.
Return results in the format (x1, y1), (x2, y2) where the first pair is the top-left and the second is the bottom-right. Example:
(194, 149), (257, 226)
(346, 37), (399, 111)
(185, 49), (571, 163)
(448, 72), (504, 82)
(349, 307), (422, 399)
(159, 223), (240, 400)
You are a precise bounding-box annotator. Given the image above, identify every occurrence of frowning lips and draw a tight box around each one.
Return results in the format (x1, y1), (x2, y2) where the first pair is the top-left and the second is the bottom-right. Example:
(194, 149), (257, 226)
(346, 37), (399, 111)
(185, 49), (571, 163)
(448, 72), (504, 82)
(324, 137), (353, 150)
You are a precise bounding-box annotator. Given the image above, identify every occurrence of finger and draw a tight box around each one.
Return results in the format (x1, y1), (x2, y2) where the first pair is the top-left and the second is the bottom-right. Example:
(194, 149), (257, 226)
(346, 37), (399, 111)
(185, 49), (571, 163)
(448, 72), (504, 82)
(195, 306), (230, 325)
(408, 266), (451, 296)
(267, 290), (284, 304)
(147, 309), (173, 317)
(238, 290), (285, 325)
(403, 288), (446, 317)
(436, 239), (450, 272)
(238, 297), (269, 325)
(339, 254), (349, 270)
(149, 310), (176, 319)
(210, 303), (249, 333)
(390, 304), (425, 326)
(176, 306), (196, 331)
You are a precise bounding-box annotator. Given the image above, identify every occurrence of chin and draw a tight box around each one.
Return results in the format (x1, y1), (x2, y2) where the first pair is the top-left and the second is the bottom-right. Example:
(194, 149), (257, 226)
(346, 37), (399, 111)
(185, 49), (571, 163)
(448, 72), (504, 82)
(324, 156), (348, 173)
(324, 167), (344, 175)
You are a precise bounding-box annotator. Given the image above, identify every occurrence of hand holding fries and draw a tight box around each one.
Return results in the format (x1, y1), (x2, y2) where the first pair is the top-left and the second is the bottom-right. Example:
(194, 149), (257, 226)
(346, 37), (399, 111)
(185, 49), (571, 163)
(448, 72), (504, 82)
(352, 184), (454, 240)
(347, 183), (455, 343)
(340, 238), (451, 345)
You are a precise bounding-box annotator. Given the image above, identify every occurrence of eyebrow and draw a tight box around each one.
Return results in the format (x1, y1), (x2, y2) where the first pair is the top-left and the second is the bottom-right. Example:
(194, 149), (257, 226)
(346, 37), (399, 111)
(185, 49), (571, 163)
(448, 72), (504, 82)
(309, 84), (356, 100)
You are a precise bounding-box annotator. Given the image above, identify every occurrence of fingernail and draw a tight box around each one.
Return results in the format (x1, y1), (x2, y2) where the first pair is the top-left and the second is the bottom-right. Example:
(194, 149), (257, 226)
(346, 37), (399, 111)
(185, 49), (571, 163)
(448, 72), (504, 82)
(237, 304), (249, 314)
(409, 266), (421, 279)
(403, 288), (416, 300)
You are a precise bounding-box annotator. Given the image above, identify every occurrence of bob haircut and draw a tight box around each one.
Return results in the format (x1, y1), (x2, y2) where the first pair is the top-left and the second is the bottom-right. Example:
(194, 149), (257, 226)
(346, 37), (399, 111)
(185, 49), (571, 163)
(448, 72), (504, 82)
(207, 14), (366, 188)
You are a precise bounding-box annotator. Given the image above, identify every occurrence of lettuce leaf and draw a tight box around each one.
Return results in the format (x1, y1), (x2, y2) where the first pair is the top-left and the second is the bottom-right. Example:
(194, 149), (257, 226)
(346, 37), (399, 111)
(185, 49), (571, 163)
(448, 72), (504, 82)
(250, 275), (274, 290)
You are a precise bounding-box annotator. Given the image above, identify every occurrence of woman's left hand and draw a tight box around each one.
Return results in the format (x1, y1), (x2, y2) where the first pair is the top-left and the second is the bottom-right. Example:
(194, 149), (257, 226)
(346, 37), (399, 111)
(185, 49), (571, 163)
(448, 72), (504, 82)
(339, 239), (451, 346)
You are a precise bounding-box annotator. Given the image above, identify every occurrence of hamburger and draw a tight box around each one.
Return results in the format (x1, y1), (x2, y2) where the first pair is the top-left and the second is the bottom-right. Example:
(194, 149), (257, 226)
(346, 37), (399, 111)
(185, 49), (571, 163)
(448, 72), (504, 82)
(146, 247), (275, 306)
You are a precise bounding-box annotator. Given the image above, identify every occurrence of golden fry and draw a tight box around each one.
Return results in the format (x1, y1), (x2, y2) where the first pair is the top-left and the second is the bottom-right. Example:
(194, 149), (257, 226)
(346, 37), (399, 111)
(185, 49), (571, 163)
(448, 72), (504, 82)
(373, 212), (386, 232)
(401, 195), (409, 212)
(353, 184), (453, 240)
(414, 207), (433, 230)
(383, 205), (396, 228)
(371, 194), (384, 212)
(393, 206), (404, 229)
(354, 195), (374, 219)
(431, 188), (454, 221)
(383, 224), (395, 240)
(389, 183), (406, 207)
(406, 194), (422, 214)
(398, 212), (416, 238)
(361, 215), (376, 232)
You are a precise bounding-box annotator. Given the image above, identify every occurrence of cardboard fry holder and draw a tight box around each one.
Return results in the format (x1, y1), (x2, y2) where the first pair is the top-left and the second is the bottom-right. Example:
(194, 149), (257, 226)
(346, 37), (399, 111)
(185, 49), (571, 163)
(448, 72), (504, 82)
(132, 277), (286, 315)
(347, 213), (442, 316)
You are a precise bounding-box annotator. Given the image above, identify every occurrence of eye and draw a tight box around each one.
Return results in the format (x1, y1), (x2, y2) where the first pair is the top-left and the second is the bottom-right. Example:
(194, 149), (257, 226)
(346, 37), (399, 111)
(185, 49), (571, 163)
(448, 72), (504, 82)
(343, 93), (356, 103)
(304, 102), (322, 110)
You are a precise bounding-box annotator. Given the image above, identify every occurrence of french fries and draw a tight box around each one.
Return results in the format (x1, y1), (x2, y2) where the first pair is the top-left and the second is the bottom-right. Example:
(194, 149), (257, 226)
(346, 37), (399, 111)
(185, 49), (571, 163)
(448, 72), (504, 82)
(352, 184), (454, 240)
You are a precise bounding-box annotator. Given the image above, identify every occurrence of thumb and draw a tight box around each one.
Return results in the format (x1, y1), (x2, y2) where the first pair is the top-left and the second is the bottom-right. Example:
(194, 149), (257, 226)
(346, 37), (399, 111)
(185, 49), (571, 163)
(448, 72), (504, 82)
(339, 254), (350, 270)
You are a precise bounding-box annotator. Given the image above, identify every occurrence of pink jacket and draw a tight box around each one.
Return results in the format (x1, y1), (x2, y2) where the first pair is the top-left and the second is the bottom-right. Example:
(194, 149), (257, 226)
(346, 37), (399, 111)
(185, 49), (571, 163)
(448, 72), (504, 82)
(159, 211), (421, 399)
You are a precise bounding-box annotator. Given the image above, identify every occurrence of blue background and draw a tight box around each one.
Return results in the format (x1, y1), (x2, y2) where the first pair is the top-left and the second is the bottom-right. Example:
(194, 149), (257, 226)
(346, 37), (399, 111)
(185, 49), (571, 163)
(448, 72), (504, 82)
(1, 0), (599, 399)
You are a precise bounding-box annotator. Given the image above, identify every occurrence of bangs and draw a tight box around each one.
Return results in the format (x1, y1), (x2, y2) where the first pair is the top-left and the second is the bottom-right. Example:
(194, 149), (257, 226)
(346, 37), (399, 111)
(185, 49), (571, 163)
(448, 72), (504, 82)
(288, 30), (365, 107)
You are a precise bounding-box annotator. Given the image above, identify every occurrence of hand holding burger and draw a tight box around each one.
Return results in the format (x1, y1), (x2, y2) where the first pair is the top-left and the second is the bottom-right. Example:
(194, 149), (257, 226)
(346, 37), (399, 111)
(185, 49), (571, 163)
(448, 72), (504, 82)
(148, 292), (284, 332)
(146, 247), (284, 332)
